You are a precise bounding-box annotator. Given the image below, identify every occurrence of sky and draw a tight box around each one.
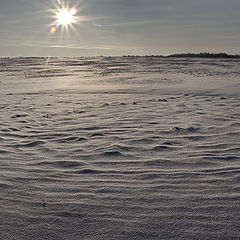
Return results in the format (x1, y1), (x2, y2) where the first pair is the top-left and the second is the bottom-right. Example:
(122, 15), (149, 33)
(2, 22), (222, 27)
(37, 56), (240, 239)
(0, 0), (240, 56)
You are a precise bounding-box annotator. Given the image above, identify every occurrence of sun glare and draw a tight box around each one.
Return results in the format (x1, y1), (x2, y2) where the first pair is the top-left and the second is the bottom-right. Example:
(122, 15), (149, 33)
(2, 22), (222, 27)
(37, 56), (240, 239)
(57, 8), (76, 25)
(49, 2), (79, 36)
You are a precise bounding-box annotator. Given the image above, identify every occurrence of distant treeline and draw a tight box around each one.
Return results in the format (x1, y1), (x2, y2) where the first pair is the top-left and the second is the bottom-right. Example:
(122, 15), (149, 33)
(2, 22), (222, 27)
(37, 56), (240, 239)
(122, 53), (240, 58)
(167, 53), (240, 58)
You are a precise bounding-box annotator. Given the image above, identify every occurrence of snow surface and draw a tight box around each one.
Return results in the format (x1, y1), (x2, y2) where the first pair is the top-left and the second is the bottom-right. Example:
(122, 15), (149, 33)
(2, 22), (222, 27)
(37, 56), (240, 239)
(0, 56), (240, 240)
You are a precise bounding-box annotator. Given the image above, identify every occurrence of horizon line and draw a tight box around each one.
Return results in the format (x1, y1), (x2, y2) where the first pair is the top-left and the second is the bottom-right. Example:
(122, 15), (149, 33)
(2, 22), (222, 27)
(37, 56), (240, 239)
(1, 52), (240, 59)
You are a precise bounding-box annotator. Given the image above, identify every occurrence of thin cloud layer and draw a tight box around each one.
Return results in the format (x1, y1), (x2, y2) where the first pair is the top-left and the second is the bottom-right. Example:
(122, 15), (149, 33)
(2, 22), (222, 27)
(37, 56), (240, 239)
(0, 0), (239, 56)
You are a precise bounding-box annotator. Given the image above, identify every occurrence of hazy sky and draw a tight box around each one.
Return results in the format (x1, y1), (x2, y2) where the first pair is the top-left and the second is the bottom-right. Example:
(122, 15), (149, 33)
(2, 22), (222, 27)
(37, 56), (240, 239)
(0, 0), (240, 56)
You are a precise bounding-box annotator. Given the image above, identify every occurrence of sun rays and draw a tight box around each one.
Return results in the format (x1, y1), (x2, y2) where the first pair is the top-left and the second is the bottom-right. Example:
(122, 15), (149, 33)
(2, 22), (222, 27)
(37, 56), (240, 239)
(49, 1), (80, 37)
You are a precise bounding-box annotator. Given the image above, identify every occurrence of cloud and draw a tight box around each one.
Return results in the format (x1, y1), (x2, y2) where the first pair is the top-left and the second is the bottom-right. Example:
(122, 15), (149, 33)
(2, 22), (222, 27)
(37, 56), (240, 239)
(0, 0), (240, 56)
(20, 41), (114, 51)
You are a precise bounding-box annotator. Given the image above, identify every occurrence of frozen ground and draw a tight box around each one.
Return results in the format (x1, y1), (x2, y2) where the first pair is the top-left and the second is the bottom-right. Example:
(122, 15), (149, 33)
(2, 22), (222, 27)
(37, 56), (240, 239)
(0, 56), (240, 240)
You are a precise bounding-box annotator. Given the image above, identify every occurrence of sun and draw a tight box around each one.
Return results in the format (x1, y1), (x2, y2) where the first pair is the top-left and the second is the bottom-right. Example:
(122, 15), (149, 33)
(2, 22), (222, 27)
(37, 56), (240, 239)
(57, 8), (77, 26)
(57, 10), (73, 25)
(57, 7), (77, 26)
(48, 1), (83, 36)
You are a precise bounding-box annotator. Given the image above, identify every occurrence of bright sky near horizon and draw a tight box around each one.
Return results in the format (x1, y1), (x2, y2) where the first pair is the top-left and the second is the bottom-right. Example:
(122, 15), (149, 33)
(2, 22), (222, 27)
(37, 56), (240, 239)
(0, 0), (240, 56)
